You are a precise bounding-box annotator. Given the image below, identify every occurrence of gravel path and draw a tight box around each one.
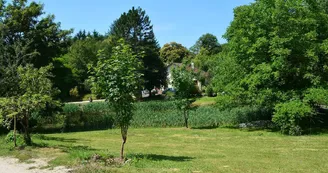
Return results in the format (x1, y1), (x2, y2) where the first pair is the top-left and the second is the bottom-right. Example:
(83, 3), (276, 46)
(0, 157), (72, 173)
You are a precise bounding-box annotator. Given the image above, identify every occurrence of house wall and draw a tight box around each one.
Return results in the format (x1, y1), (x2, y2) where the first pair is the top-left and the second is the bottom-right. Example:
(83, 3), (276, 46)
(167, 65), (174, 88)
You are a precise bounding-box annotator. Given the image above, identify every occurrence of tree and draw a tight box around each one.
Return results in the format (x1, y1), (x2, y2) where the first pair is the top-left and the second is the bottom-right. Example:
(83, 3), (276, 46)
(0, 39), (38, 97)
(0, 0), (72, 97)
(0, 64), (60, 145)
(90, 40), (142, 160)
(171, 66), (197, 128)
(73, 30), (105, 41)
(190, 33), (221, 55)
(224, 0), (328, 133)
(160, 42), (190, 64)
(59, 38), (102, 87)
(109, 7), (166, 91)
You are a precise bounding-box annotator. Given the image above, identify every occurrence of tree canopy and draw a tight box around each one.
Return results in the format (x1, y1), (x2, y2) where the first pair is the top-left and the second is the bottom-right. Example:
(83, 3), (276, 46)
(190, 33), (221, 55)
(0, 0), (71, 97)
(109, 7), (166, 90)
(160, 42), (190, 64)
(212, 0), (328, 134)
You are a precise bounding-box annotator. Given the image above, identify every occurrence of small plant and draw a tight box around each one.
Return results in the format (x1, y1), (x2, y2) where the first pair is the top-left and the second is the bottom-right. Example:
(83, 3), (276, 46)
(205, 85), (214, 97)
(5, 131), (24, 147)
(69, 86), (80, 99)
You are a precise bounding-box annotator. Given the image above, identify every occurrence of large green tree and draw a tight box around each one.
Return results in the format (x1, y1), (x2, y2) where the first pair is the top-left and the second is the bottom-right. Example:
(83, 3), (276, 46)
(90, 40), (142, 160)
(109, 7), (166, 91)
(190, 33), (221, 55)
(222, 0), (328, 134)
(160, 42), (190, 64)
(59, 38), (102, 87)
(0, 0), (71, 97)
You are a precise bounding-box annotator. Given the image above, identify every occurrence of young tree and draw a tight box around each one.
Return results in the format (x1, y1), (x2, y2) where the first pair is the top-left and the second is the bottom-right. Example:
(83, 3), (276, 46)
(90, 40), (142, 160)
(171, 66), (197, 128)
(160, 42), (190, 65)
(0, 64), (60, 145)
(109, 7), (166, 91)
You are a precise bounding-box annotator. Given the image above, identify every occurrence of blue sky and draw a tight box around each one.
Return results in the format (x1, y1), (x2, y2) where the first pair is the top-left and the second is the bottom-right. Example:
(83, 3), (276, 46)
(39, 0), (254, 48)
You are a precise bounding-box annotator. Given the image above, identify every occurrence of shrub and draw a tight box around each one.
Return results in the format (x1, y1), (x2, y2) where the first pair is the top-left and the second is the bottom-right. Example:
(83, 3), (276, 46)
(5, 131), (24, 146)
(205, 86), (214, 97)
(61, 103), (114, 131)
(215, 94), (239, 110)
(273, 100), (313, 135)
(69, 86), (80, 99)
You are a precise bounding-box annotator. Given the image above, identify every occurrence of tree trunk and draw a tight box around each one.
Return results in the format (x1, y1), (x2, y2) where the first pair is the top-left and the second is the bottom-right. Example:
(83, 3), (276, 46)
(120, 127), (128, 161)
(120, 136), (126, 161)
(184, 110), (188, 128)
(14, 115), (17, 147)
(23, 114), (31, 146)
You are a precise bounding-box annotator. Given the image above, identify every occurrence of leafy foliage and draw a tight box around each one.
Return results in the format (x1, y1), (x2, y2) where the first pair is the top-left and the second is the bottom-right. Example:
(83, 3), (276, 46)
(0, 0), (71, 97)
(160, 42), (190, 64)
(273, 100), (313, 135)
(171, 66), (198, 128)
(190, 33), (221, 55)
(61, 103), (114, 132)
(213, 0), (328, 134)
(0, 64), (60, 145)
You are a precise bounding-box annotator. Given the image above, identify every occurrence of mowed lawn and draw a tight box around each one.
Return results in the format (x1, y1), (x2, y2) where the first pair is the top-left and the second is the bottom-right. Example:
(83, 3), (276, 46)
(1, 128), (328, 173)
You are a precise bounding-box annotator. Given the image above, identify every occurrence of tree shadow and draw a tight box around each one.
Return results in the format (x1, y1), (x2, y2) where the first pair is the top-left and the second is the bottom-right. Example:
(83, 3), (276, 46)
(34, 134), (89, 143)
(302, 127), (328, 135)
(58, 145), (98, 153)
(128, 153), (194, 162)
(191, 125), (218, 130)
(38, 136), (80, 142)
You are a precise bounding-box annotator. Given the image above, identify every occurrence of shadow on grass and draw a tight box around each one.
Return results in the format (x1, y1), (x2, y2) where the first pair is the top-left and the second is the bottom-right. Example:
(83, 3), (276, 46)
(129, 153), (194, 162)
(302, 127), (328, 135)
(191, 125), (218, 130)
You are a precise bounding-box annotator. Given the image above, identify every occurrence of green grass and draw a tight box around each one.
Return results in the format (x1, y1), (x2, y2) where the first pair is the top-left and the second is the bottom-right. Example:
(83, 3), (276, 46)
(1, 128), (328, 172)
(193, 96), (216, 106)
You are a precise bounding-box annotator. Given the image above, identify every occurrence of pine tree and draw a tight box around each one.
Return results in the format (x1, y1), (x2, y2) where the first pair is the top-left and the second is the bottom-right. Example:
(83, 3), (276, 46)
(109, 7), (166, 92)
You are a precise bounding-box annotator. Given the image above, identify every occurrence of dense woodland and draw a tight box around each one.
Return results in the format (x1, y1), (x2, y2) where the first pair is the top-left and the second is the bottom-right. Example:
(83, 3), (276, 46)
(1, 0), (328, 150)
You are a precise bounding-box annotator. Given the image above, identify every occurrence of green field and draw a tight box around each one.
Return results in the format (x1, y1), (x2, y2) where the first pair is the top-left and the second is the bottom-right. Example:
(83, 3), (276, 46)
(1, 128), (328, 173)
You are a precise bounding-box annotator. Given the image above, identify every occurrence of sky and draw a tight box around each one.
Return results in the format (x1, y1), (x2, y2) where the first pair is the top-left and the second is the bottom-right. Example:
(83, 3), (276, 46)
(39, 0), (254, 48)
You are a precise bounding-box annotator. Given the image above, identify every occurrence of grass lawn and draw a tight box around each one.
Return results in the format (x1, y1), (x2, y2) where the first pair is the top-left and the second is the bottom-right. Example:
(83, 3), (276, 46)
(1, 128), (328, 173)
(193, 96), (216, 106)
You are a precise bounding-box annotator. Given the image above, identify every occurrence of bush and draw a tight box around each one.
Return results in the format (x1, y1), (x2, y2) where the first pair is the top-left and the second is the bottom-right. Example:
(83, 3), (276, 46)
(215, 94), (239, 110)
(5, 131), (24, 146)
(273, 100), (313, 135)
(69, 86), (80, 99)
(205, 86), (214, 97)
(61, 103), (114, 132)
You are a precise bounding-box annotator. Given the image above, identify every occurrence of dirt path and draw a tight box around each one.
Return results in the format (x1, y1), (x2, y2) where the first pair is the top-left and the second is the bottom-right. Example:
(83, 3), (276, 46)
(0, 157), (72, 173)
